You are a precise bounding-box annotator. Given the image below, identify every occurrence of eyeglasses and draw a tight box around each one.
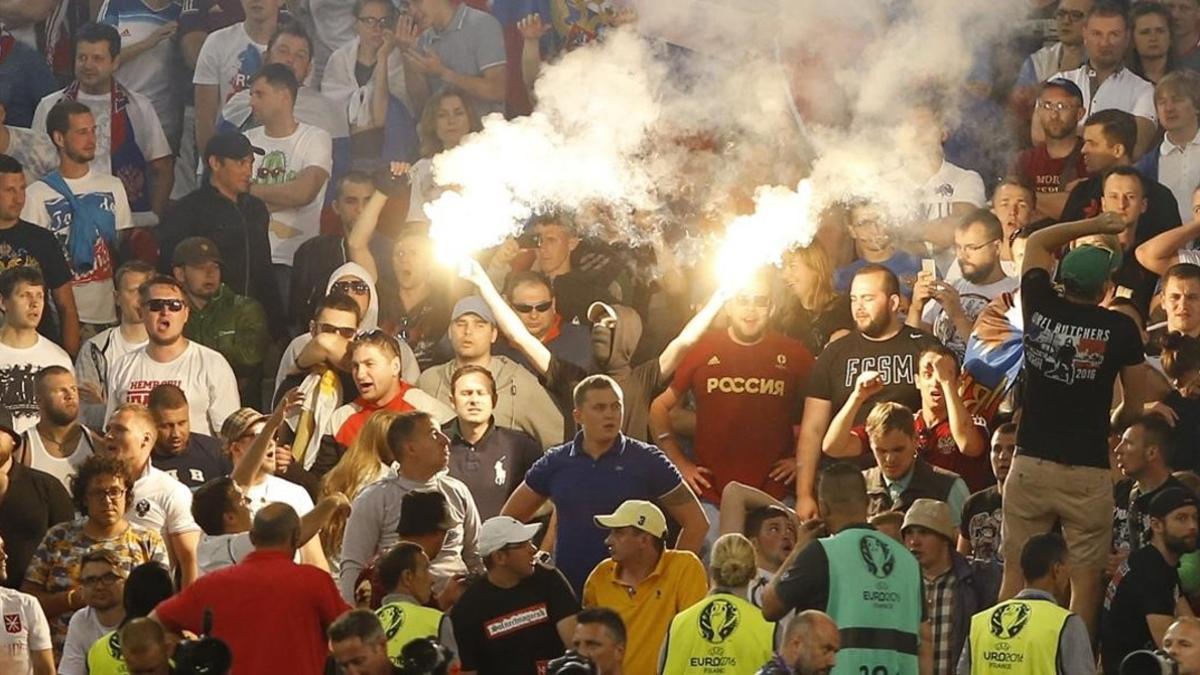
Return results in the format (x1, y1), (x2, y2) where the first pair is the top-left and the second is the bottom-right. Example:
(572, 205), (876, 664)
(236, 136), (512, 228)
(332, 280), (370, 296)
(733, 294), (770, 308)
(1055, 8), (1085, 21)
(87, 486), (126, 502)
(1037, 100), (1077, 112)
(954, 239), (999, 254)
(357, 15), (395, 28)
(513, 301), (552, 314)
(145, 298), (185, 313)
(80, 572), (124, 587)
(317, 322), (357, 339)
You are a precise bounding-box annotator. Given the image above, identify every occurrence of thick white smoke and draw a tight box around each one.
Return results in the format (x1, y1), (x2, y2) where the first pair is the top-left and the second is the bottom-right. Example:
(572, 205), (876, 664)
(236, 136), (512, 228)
(425, 0), (1031, 282)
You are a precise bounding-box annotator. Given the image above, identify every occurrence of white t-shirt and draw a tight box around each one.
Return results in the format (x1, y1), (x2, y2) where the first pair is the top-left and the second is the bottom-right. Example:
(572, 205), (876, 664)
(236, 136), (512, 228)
(245, 474), (315, 517)
(198, 532), (255, 575)
(22, 426), (96, 490)
(0, 336), (74, 433)
(76, 326), (148, 429)
(918, 160), (986, 222)
(20, 170), (135, 325)
(30, 88), (171, 226)
(193, 22), (266, 110)
(246, 122), (332, 265)
(59, 606), (119, 675)
(105, 341), (239, 436)
(0, 587), (52, 675)
(98, 0), (182, 141)
(1051, 64), (1157, 128)
(921, 274), (1020, 358)
(130, 464), (201, 537)
(219, 87), (350, 139)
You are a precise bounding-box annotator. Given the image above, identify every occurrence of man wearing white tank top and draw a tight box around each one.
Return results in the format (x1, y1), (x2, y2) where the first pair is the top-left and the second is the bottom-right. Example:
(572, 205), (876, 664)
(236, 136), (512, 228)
(18, 367), (98, 490)
(76, 260), (151, 430)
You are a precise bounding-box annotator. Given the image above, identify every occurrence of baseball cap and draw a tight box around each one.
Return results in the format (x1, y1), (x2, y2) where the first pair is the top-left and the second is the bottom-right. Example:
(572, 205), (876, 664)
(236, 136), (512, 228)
(0, 408), (20, 451)
(900, 498), (956, 543)
(587, 301), (617, 324)
(1148, 487), (1199, 520)
(451, 296), (495, 324)
(173, 237), (224, 267)
(219, 408), (267, 445)
(204, 131), (264, 161)
(1058, 244), (1121, 298)
(594, 500), (667, 538)
(1041, 78), (1085, 103)
(478, 516), (541, 556)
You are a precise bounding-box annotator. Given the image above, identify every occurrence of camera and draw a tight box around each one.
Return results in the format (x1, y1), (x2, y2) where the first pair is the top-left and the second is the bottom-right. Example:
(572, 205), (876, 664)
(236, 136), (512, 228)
(173, 610), (232, 675)
(395, 637), (455, 675)
(547, 651), (597, 674)
(1121, 649), (1178, 675)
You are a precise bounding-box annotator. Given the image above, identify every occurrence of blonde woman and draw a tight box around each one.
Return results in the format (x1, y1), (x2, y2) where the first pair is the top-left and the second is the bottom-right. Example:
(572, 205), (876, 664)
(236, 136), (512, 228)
(321, 409), (399, 563)
(659, 533), (777, 673)
(778, 245), (853, 354)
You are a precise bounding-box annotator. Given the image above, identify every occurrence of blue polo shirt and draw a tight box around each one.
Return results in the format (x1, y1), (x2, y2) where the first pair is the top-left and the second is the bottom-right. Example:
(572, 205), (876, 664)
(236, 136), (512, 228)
(524, 432), (684, 593)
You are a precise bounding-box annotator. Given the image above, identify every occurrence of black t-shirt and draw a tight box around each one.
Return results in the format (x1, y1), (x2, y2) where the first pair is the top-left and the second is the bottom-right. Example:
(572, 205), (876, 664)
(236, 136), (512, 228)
(1101, 545), (1182, 675)
(777, 295), (854, 356)
(445, 421), (543, 520)
(806, 328), (941, 423)
(0, 462), (74, 588)
(1019, 269), (1144, 468)
(151, 433), (231, 489)
(449, 565), (580, 674)
(0, 219), (75, 340)
(1062, 176), (1182, 246)
(1111, 476), (1186, 554)
(959, 485), (1003, 563)
(1163, 391), (1200, 473)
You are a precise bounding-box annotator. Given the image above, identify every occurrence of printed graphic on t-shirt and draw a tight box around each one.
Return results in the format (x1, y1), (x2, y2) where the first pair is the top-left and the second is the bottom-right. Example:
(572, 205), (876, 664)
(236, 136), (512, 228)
(932, 291), (992, 356)
(231, 43), (262, 100)
(842, 352), (917, 388)
(1025, 311), (1110, 384)
(0, 363), (39, 426)
(484, 603), (550, 639)
(0, 242), (44, 271)
(124, 378), (183, 404)
(39, 191), (118, 284)
(965, 510), (1002, 562)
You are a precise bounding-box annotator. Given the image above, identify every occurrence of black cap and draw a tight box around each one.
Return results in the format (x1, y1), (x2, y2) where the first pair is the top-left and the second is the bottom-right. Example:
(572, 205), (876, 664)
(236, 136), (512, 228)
(203, 132), (264, 161)
(1148, 487), (1199, 520)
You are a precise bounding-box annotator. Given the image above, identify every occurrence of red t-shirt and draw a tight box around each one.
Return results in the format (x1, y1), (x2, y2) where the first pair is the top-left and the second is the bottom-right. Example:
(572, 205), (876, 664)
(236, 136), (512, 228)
(671, 329), (814, 503)
(154, 550), (349, 675)
(334, 381), (417, 446)
(1014, 142), (1088, 194)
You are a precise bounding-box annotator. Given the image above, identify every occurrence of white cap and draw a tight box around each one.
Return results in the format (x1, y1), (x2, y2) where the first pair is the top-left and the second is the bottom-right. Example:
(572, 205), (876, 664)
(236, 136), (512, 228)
(478, 516), (541, 556)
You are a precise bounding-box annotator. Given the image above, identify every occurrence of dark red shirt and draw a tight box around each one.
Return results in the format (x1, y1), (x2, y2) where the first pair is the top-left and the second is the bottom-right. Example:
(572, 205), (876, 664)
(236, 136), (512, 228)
(671, 329), (813, 503)
(1013, 141), (1088, 194)
(913, 414), (993, 494)
(154, 550), (349, 675)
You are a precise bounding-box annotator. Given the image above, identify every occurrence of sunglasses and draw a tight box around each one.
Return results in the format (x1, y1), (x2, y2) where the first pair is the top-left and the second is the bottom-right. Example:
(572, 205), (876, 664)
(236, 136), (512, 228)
(513, 301), (552, 314)
(317, 322), (357, 339)
(332, 280), (370, 296)
(146, 298), (185, 313)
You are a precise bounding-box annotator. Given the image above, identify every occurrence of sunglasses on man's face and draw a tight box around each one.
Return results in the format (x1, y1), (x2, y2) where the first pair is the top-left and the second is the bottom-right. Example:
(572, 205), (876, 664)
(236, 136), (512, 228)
(146, 298), (185, 313)
(332, 280), (370, 296)
(316, 322), (357, 339)
(513, 301), (552, 314)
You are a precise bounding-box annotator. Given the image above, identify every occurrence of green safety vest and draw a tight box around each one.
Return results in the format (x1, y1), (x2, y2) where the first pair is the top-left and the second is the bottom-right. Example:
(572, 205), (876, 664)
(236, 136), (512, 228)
(969, 597), (1070, 675)
(820, 528), (923, 675)
(659, 592), (775, 674)
(87, 630), (127, 675)
(376, 599), (444, 664)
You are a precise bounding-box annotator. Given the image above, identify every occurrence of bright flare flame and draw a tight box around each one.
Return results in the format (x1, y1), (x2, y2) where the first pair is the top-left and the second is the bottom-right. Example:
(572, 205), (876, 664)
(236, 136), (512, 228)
(716, 179), (816, 292)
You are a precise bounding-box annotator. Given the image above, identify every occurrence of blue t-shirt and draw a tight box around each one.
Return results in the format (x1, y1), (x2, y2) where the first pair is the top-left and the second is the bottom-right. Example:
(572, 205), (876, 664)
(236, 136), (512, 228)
(0, 41), (57, 128)
(833, 250), (923, 297)
(523, 432), (683, 593)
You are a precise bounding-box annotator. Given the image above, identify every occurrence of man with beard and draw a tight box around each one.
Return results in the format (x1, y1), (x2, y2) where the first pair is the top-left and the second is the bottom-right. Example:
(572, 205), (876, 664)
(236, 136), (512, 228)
(794, 264), (940, 520)
(649, 270), (814, 530)
(0, 267), (74, 433)
(146, 384), (229, 489)
(18, 367), (99, 489)
(1101, 487), (1199, 673)
(105, 276), (240, 437)
(21, 101), (134, 337)
(909, 209), (1018, 359)
(1015, 80), (1089, 220)
(172, 236), (269, 403)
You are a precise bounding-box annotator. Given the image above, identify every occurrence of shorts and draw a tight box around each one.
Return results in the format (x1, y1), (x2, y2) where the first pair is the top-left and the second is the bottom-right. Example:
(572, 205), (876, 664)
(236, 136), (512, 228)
(1001, 454), (1113, 570)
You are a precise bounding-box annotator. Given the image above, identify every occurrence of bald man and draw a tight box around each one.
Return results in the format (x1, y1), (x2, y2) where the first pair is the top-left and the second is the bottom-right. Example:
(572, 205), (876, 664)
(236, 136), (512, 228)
(758, 610), (840, 675)
(1166, 617), (1200, 675)
(120, 618), (171, 675)
(151, 503), (349, 675)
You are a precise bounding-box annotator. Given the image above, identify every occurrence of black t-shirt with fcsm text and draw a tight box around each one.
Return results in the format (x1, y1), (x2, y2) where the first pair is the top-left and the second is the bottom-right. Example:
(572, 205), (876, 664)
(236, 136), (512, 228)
(449, 565), (580, 675)
(1101, 544), (1182, 675)
(806, 326), (941, 424)
(1019, 269), (1144, 468)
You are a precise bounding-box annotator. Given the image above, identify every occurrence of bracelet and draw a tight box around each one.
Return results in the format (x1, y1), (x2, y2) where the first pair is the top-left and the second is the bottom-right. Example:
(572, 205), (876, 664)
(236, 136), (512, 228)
(656, 432), (672, 440)
(67, 588), (79, 609)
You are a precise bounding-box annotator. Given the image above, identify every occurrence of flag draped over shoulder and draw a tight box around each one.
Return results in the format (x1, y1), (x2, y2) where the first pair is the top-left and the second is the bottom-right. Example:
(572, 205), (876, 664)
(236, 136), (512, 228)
(961, 290), (1024, 424)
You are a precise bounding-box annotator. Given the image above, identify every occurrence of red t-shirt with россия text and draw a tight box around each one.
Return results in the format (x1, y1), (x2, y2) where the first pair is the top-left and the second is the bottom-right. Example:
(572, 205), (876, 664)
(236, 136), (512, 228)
(670, 329), (813, 504)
